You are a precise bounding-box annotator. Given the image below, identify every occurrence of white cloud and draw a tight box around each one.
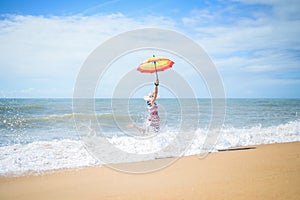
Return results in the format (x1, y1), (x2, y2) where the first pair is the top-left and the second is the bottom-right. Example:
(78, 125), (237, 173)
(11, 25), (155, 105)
(182, 9), (215, 27)
(182, 1), (300, 74)
(0, 1), (299, 98)
(0, 14), (177, 97)
(0, 14), (135, 75)
(179, 1), (300, 97)
(0, 14), (176, 73)
(243, 64), (274, 72)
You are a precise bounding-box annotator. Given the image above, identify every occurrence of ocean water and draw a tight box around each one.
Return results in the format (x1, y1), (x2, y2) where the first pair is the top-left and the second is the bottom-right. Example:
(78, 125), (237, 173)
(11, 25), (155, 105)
(0, 98), (299, 175)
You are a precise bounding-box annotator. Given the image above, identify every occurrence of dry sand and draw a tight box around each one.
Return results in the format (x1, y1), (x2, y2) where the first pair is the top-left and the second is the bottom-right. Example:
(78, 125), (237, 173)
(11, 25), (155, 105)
(0, 142), (299, 200)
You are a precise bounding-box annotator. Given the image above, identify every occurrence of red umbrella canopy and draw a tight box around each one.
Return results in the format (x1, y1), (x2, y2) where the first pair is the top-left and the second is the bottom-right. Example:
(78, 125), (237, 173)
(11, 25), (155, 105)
(137, 55), (174, 74)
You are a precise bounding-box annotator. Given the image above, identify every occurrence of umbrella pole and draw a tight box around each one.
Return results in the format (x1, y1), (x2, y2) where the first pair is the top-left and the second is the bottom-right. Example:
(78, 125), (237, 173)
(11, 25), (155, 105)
(154, 61), (158, 80)
(153, 55), (159, 80)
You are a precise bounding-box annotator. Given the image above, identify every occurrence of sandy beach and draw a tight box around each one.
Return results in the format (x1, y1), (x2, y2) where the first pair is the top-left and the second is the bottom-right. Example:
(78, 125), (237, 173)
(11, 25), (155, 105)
(0, 142), (299, 200)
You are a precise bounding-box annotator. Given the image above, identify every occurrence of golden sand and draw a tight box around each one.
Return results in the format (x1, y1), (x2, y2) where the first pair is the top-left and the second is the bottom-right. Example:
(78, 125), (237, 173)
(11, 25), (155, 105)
(0, 142), (299, 200)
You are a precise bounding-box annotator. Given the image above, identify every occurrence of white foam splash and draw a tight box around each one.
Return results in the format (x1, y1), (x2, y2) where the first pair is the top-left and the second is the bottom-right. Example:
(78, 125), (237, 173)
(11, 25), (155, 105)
(0, 120), (299, 176)
(0, 140), (98, 176)
(108, 130), (177, 155)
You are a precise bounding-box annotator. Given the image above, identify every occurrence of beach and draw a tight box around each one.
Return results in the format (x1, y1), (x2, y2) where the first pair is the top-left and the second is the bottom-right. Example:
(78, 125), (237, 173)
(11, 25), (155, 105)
(1, 142), (299, 200)
(1, 1), (300, 199)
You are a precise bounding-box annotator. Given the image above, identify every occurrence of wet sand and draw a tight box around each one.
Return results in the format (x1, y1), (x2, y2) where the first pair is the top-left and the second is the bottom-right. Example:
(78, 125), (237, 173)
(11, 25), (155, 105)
(0, 142), (299, 200)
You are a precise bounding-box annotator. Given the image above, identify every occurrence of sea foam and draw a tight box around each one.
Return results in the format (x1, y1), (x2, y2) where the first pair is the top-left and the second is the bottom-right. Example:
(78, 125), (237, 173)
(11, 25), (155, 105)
(0, 140), (98, 176)
(0, 120), (299, 176)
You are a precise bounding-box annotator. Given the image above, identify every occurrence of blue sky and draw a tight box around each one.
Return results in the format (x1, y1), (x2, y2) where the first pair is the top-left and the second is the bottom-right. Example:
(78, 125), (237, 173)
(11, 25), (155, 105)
(0, 0), (299, 98)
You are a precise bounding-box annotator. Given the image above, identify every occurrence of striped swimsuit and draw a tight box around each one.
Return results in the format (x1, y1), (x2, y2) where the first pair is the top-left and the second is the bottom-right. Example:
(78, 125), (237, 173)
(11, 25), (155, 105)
(146, 101), (160, 133)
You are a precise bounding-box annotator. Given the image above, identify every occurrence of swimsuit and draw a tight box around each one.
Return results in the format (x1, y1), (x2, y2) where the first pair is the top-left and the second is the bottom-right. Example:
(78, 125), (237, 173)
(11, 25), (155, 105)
(146, 101), (160, 132)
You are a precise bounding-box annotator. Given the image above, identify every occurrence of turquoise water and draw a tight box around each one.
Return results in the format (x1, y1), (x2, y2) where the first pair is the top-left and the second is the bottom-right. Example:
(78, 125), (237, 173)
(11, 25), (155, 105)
(1, 98), (299, 146)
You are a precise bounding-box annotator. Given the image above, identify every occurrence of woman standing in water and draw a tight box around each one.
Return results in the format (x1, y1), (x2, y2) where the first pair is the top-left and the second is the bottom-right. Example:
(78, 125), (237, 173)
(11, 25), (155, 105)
(128, 79), (160, 134)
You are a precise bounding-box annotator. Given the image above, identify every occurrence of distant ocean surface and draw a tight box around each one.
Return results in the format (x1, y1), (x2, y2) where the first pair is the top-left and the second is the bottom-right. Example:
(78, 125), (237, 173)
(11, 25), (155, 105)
(0, 98), (299, 175)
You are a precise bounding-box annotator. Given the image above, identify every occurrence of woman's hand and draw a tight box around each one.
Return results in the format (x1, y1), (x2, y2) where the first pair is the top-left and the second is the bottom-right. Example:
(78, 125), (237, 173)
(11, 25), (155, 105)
(152, 79), (159, 106)
(155, 79), (159, 86)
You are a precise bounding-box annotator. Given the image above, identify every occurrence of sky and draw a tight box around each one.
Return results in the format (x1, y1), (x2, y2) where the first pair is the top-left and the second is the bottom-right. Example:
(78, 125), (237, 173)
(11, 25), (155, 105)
(0, 0), (299, 98)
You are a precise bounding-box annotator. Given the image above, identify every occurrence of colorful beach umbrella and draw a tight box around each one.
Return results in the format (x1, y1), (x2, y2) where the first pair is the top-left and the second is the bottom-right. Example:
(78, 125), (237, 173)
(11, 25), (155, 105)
(137, 55), (174, 79)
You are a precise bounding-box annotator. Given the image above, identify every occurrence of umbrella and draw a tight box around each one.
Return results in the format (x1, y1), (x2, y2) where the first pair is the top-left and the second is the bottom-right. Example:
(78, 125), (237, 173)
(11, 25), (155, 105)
(137, 55), (174, 79)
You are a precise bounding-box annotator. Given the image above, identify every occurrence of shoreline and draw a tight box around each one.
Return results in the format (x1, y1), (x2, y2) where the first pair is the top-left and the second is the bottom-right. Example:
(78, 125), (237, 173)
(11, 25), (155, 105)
(0, 141), (293, 178)
(1, 142), (300, 199)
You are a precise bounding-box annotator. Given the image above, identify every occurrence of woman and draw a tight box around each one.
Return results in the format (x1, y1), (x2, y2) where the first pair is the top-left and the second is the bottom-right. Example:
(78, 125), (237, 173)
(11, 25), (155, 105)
(128, 79), (160, 134)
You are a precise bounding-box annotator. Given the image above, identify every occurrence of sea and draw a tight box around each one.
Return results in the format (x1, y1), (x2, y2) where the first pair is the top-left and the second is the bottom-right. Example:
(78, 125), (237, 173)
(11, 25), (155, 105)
(0, 98), (299, 176)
